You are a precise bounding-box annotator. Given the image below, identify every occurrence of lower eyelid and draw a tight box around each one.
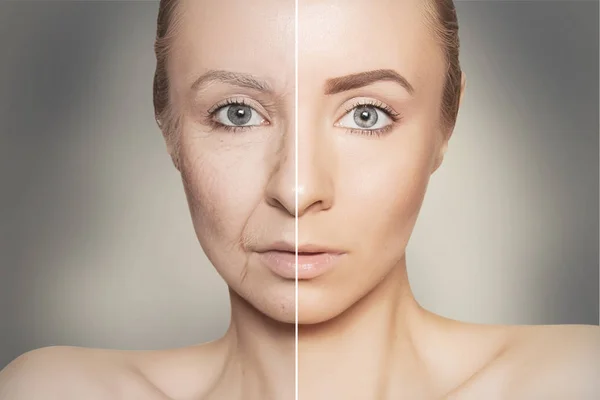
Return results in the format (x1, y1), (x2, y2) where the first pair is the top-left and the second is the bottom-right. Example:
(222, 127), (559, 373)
(346, 124), (394, 137)
(209, 116), (270, 132)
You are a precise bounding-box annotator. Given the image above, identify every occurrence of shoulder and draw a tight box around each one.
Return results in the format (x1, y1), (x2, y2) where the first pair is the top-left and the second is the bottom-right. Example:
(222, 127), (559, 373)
(443, 322), (600, 399)
(504, 324), (600, 398)
(0, 346), (168, 400)
(131, 340), (233, 399)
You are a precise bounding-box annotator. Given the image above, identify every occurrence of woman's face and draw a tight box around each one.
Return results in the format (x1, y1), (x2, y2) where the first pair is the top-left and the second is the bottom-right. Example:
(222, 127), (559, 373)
(169, 0), (297, 322)
(296, 0), (449, 324)
(168, 0), (451, 325)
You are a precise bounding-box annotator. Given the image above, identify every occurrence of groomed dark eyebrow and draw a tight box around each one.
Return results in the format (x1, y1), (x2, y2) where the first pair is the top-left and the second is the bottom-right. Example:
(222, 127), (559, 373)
(324, 69), (415, 96)
(191, 69), (273, 93)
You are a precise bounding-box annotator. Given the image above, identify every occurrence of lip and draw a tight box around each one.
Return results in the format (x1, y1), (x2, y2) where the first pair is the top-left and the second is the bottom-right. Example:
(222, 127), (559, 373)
(256, 242), (345, 280)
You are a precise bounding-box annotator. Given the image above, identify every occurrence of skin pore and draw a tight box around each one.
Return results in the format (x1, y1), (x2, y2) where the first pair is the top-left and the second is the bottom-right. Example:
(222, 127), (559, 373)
(0, 0), (598, 399)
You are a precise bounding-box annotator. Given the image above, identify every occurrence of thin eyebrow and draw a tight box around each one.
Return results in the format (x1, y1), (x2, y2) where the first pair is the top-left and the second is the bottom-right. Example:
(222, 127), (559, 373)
(324, 69), (415, 96)
(191, 69), (273, 93)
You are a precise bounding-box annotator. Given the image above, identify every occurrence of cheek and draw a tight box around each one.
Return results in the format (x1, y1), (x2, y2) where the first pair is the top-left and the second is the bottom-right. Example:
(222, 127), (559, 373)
(339, 125), (437, 248)
(178, 129), (267, 250)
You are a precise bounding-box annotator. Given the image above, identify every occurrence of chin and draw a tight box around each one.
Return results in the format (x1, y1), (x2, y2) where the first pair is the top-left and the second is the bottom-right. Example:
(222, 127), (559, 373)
(259, 307), (296, 325)
(297, 287), (350, 325)
(242, 281), (298, 325)
(296, 271), (391, 325)
(297, 306), (347, 325)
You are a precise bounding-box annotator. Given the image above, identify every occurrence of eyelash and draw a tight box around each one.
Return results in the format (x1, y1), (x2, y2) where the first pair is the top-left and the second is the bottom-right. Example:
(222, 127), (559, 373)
(202, 99), (401, 136)
(204, 98), (261, 133)
(342, 100), (402, 137)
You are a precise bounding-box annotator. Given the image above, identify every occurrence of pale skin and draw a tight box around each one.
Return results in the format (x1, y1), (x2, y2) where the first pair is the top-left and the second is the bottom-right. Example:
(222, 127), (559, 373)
(1, 0), (599, 399)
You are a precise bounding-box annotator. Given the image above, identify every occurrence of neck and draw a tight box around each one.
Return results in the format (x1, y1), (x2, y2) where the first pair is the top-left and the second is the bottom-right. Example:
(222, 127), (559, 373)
(298, 255), (431, 398)
(219, 289), (295, 400)
(216, 255), (432, 399)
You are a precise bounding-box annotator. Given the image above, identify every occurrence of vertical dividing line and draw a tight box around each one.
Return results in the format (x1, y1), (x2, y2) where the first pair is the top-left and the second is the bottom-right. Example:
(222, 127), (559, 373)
(597, 0), (600, 325)
(294, 0), (299, 399)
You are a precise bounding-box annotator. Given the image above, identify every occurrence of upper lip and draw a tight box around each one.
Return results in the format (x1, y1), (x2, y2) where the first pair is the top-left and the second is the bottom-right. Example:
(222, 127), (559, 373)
(258, 241), (345, 254)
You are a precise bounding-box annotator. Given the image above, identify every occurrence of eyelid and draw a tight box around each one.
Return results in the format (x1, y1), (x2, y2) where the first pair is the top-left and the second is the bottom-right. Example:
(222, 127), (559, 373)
(208, 96), (272, 121)
(334, 97), (400, 123)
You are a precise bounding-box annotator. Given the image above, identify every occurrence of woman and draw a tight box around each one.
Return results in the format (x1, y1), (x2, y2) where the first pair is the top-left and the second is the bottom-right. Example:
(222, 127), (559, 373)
(0, 0), (598, 399)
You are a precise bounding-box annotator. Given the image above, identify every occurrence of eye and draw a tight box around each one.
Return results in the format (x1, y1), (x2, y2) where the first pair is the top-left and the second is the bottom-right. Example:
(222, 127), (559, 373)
(213, 103), (266, 127)
(336, 104), (394, 131)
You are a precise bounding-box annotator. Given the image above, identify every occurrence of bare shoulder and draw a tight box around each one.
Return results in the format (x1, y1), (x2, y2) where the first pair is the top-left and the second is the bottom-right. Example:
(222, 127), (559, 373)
(131, 339), (232, 399)
(504, 324), (600, 398)
(0, 339), (231, 400)
(0, 346), (169, 400)
(442, 322), (599, 399)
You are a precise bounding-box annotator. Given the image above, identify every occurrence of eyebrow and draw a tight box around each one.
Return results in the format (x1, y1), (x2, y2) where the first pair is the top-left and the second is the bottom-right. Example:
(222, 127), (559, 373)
(324, 69), (415, 96)
(191, 69), (273, 93)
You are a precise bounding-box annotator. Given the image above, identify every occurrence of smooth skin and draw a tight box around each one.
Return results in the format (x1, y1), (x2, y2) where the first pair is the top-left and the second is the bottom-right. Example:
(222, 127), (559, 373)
(1, 0), (599, 399)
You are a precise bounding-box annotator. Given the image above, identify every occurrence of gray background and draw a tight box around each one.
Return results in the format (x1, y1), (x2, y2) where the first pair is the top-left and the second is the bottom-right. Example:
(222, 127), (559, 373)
(0, 1), (598, 369)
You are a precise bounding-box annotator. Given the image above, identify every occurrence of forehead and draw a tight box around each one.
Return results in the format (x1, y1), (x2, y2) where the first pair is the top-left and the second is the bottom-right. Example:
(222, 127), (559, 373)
(299, 0), (444, 94)
(172, 0), (295, 89)
(170, 0), (445, 97)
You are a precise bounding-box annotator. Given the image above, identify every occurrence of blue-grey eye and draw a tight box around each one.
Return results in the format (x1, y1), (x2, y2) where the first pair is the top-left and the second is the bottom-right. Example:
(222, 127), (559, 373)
(337, 104), (393, 131)
(215, 104), (265, 127)
(354, 106), (378, 128)
(227, 105), (251, 125)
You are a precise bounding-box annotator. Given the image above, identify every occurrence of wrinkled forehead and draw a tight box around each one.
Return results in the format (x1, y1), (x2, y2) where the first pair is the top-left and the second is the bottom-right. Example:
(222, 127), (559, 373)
(170, 0), (295, 93)
(298, 0), (445, 98)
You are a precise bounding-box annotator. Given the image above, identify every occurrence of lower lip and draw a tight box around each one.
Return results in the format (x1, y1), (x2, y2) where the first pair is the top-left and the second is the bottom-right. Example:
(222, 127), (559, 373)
(257, 251), (344, 280)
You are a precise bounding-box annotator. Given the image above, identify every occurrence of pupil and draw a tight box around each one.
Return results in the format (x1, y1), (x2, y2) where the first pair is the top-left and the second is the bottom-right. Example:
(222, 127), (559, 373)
(227, 105), (252, 126)
(353, 106), (378, 128)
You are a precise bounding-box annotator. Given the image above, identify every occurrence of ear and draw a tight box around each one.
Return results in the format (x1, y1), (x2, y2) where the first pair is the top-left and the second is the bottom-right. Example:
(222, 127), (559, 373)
(458, 71), (467, 109)
(432, 72), (466, 174)
(166, 139), (181, 171)
(158, 117), (181, 171)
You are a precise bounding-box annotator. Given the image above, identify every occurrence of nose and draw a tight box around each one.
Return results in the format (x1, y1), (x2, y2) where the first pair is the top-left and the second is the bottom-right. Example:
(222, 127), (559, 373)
(296, 126), (334, 217)
(264, 121), (334, 217)
(264, 130), (296, 216)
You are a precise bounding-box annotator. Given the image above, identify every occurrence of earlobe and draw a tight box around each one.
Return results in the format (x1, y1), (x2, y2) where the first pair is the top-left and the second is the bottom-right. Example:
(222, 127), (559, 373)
(163, 132), (181, 171)
(167, 144), (181, 171)
(170, 155), (180, 171)
(432, 139), (448, 174)
(459, 72), (466, 109)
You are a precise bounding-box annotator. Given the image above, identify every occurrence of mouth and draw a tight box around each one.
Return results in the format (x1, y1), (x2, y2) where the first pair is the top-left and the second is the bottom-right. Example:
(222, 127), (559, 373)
(256, 243), (346, 280)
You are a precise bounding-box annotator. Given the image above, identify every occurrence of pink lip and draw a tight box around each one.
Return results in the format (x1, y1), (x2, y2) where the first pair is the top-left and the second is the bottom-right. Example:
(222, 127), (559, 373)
(257, 247), (345, 280)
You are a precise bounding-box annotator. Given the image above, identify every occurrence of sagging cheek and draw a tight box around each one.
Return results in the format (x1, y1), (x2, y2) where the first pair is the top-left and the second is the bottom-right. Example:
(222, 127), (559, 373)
(178, 134), (268, 240)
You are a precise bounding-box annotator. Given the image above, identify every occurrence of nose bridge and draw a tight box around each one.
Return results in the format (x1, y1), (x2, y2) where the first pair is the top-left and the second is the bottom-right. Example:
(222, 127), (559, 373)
(296, 107), (334, 216)
(265, 91), (335, 217)
(264, 120), (296, 216)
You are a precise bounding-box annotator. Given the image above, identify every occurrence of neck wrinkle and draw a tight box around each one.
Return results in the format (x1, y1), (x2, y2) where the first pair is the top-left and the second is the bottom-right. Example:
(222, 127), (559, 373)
(221, 289), (295, 400)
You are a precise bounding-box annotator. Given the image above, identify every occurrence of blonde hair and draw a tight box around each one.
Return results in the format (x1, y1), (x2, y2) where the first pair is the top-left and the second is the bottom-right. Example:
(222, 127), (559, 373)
(422, 0), (463, 135)
(153, 0), (462, 144)
(153, 0), (182, 162)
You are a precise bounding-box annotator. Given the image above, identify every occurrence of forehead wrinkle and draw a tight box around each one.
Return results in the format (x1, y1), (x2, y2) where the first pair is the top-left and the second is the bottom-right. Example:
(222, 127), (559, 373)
(191, 69), (274, 93)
